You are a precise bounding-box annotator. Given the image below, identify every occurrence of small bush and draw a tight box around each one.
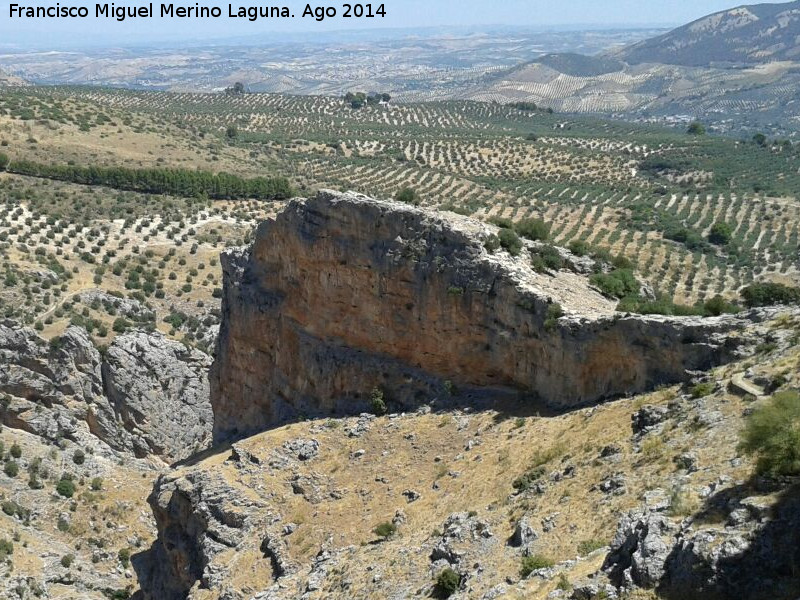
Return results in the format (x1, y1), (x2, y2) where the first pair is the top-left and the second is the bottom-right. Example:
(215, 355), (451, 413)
(739, 391), (800, 477)
(590, 269), (639, 299)
(708, 222), (733, 246)
(484, 234), (501, 253)
(4, 461), (19, 478)
(703, 295), (739, 316)
(0, 538), (13, 561)
(91, 477), (103, 491)
(512, 466), (546, 492)
(544, 303), (563, 332)
(520, 554), (554, 577)
(687, 121), (705, 135)
(56, 476), (76, 498)
(433, 567), (460, 598)
(741, 283), (800, 308)
(369, 388), (387, 416)
(118, 547), (131, 567)
(394, 187), (419, 206)
(372, 522), (397, 539)
(498, 228), (523, 256)
(57, 516), (71, 532)
(578, 539), (606, 555)
(568, 239), (590, 256)
(10, 443), (21, 458)
(691, 382), (715, 398)
(61, 554), (74, 568)
(72, 449), (85, 465)
(515, 218), (550, 241)
(531, 244), (563, 273)
(488, 216), (513, 229)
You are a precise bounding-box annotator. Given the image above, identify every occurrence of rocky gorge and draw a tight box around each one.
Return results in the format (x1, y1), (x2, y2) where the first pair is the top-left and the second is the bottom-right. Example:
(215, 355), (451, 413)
(1, 190), (798, 600)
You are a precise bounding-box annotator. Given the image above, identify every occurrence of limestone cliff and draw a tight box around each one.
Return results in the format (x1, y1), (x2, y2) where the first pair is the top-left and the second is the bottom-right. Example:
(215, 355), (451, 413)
(211, 190), (750, 442)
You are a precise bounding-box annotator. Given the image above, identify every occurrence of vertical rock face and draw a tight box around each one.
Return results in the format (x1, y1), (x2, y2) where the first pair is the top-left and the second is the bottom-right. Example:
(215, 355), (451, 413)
(211, 190), (747, 442)
(101, 332), (213, 459)
(0, 322), (212, 462)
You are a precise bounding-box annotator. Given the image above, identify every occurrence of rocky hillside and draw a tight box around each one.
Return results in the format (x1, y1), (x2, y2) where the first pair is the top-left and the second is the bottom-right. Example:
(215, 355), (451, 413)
(614, 1), (800, 66)
(1, 190), (799, 600)
(0, 322), (214, 599)
(212, 190), (752, 442)
(142, 310), (800, 600)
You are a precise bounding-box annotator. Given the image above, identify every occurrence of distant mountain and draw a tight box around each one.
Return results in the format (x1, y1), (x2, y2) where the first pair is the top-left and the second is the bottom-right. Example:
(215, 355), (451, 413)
(614, 1), (800, 66)
(0, 67), (26, 86)
(534, 53), (625, 77)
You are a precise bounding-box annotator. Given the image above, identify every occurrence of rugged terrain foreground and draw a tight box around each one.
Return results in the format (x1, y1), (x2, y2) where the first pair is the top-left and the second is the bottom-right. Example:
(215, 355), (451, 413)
(144, 193), (798, 600)
(0, 191), (798, 600)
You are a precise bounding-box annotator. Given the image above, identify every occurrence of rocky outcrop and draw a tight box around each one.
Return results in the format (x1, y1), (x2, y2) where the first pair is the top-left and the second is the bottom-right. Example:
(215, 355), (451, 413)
(586, 486), (800, 600)
(102, 332), (213, 459)
(211, 190), (750, 441)
(0, 321), (212, 462)
(140, 469), (265, 600)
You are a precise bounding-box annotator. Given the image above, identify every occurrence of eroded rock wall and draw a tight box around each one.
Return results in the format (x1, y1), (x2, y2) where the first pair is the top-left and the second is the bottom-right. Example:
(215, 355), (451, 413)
(0, 321), (212, 462)
(211, 191), (748, 441)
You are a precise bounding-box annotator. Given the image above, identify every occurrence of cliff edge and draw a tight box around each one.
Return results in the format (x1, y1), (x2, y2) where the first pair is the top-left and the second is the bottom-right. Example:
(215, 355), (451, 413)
(211, 190), (748, 441)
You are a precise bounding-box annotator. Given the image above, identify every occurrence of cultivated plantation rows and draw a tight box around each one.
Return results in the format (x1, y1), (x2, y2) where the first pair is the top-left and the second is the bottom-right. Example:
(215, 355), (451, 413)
(0, 86), (798, 338)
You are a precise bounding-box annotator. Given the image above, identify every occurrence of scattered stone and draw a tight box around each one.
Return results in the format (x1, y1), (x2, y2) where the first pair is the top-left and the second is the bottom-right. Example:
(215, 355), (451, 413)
(509, 517), (538, 547)
(631, 405), (669, 435)
(282, 439), (320, 461)
(402, 489), (421, 503)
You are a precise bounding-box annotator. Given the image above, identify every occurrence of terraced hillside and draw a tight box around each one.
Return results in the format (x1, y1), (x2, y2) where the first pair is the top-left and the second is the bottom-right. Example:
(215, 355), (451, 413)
(0, 86), (798, 345)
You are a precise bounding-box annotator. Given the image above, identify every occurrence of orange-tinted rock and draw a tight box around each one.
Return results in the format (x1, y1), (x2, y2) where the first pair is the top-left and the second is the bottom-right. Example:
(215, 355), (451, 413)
(211, 190), (747, 441)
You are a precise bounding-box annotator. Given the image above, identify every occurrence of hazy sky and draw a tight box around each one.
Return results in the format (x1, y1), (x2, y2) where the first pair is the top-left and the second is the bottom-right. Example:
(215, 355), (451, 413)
(0, 0), (768, 48)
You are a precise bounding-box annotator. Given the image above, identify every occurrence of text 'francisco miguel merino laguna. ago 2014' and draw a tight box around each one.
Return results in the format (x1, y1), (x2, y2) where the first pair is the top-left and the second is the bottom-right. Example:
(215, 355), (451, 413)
(8, 3), (387, 22)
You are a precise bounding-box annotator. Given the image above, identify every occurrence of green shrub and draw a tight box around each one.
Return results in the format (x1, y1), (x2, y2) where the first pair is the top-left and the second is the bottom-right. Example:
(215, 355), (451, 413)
(515, 218), (550, 241)
(433, 567), (460, 598)
(369, 388), (387, 416)
(590, 269), (639, 299)
(687, 122), (705, 135)
(394, 187), (419, 205)
(484, 235), (501, 253)
(568, 239), (590, 256)
(556, 572), (572, 591)
(708, 222), (733, 246)
(61, 554), (74, 568)
(91, 477), (103, 491)
(56, 476), (76, 498)
(372, 522), (397, 539)
(10, 443), (21, 458)
(741, 283), (800, 308)
(0, 152), (8, 171)
(498, 228), (523, 256)
(118, 547), (131, 567)
(577, 539), (606, 555)
(0, 538), (13, 561)
(520, 554), (554, 577)
(739, 391), (800, 477)
(488, 216), (513, 229)
(531, 244), (563, 273)
(544, 303), (564, 332)
(72, 449), (85, 465)
(512, 466), (546, 492)
(4, 461), (19, 478)
(691, 382), (715, 398)
(703, 295), (739, 316)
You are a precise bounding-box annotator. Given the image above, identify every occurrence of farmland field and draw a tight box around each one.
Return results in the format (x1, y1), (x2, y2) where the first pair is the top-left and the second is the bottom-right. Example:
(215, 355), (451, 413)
(1, 86), (798, 347)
